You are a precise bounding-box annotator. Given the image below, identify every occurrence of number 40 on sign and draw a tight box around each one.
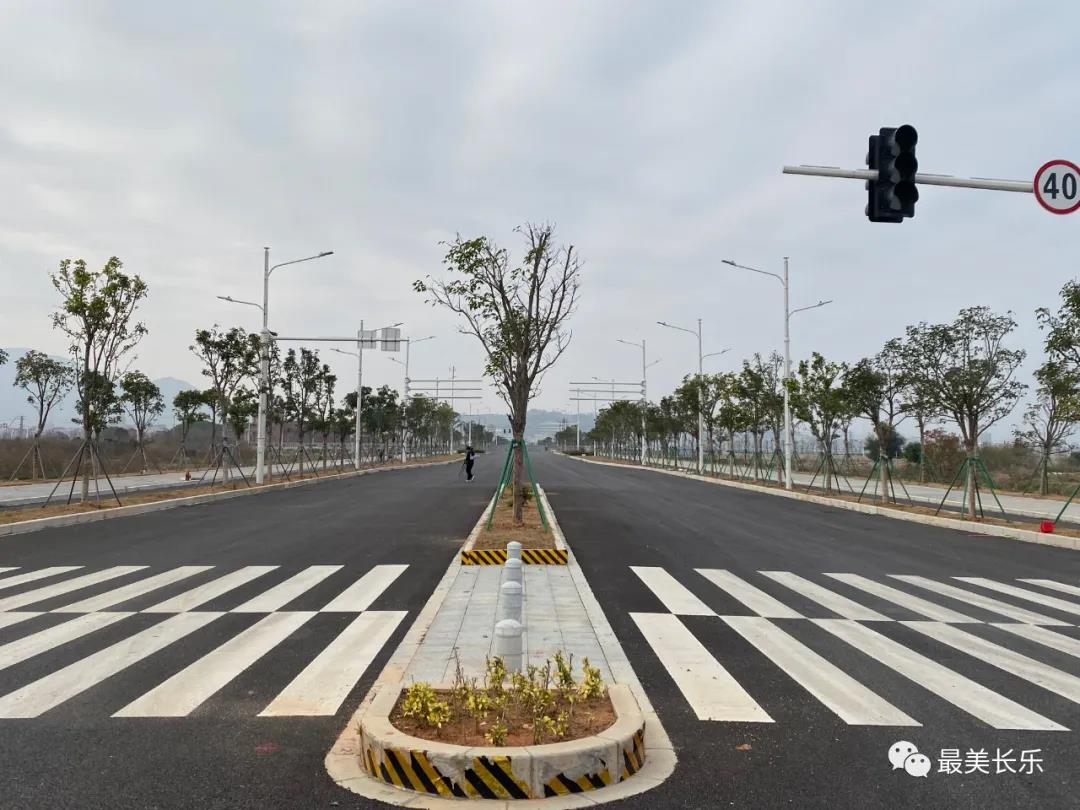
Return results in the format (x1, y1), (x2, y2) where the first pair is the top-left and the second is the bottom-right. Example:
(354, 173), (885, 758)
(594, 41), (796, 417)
(1035, 159), (1080, 215)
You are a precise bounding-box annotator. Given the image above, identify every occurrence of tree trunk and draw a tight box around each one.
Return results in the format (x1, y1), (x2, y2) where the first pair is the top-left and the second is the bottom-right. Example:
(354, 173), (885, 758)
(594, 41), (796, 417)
(1041, 448), (1050, 496)
(917, 418), (926, 484)
(965, 437), (978, 519)
(512, 432), (524, 524)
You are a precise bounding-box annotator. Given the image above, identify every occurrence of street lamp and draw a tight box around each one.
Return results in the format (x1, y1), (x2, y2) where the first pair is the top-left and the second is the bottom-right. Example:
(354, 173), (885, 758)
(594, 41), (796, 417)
(389, 335), (435, 462)
(722, 257), (831, 490)
(231, 247), (334, 486)
(658, 319), (712, 474)
(330, 321), (402, 470)
(617, 338), (661, 466)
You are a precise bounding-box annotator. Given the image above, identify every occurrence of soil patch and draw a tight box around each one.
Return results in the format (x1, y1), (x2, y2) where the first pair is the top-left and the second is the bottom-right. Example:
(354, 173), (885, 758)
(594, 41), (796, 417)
(390, 688), (615, 748)
(472, 484), (553, 550)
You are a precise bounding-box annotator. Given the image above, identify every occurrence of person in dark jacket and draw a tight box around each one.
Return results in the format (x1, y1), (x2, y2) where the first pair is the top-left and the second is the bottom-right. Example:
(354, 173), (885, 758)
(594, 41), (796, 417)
(464, 446), (476, 481)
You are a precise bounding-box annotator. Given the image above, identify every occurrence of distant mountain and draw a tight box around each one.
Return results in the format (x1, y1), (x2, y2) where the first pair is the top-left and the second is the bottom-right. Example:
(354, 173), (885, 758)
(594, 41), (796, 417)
(468, 409), (595, 441)
(0, 348), (197, 432)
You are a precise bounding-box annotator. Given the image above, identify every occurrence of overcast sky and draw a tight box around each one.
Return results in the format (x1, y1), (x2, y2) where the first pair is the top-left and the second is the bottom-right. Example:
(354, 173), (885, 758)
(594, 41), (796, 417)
(1, 1), (1074, 434)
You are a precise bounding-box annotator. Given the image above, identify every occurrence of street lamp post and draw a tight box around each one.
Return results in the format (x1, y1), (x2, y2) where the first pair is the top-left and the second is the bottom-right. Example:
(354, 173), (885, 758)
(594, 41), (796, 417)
(722, 257), (831, 490)
(390, 335), (435, 463)
(657, 319), (710, 474)
(617, 338), (661, 466)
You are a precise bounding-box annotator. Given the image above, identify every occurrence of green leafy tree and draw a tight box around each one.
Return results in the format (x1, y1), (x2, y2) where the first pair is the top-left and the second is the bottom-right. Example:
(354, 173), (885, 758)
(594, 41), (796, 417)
(416, 223), (581, 524)
(13, 351), (74, 478)
(903, 307), (1026, 517)
(173, 388), (209, 462)
(50, 257), (149, 500)
(1014, 361), (1080, 494)
(226, 387), (259, 454)
(120, 371), (164, 472)
(864, 429), (905, 461)
(191, 326), (259, 448)
(845, 340), (908, 502)
(282, 347), (323, 475)
(790, 352), (849, 493)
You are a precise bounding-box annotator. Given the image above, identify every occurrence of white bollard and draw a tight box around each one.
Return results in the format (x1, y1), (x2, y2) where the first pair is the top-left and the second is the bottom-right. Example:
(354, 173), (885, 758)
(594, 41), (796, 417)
(499, 579), (523, 624)
(504, 556), (523, 585)
(494, 618), (523, 673)
(506, 541), (522, 561)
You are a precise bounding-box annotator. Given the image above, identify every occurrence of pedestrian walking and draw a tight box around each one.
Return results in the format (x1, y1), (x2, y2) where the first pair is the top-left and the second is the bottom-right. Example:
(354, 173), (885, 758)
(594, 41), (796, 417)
(464, 445), (476, 481)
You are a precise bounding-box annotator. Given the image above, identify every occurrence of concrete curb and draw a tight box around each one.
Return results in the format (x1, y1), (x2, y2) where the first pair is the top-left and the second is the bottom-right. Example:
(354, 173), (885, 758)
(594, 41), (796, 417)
(0, 457), (459, 539)
(564, 453), (1080, 552)
(356, 682), (645, 799)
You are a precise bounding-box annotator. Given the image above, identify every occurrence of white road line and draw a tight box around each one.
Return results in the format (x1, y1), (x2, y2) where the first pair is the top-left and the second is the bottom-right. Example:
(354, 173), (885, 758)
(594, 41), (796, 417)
(889, 576), (1070, 626)
(53, 567), (214, 613)
(143, 566), (278, 613)
(0, 613), (42, 631)
(0, 567), (146, 612)
(992, 623), (1080, 659)
(115, 612), (315, 717)
(232, 566), (343, 613)
(814, 619), (1066, 731)
(904, 621), (1080, 705)
(0, 612), (220, 718)
(630, 612), (772, 722)
(955, 578), (1080, 618)
(259, 610), (406, 716)
(629, 567), (715, 616)
(761, 572), (891, 621)
(1019, 579), (1080, 599)
(724, 616), (918, 726)
(696, 570), (803, 618)
(0, 567), (82, 591)
(826, 573), (978, 623)
(0, 612), (132, 672)
(320, 565), (408, 613)
(0, 568), (16, 574)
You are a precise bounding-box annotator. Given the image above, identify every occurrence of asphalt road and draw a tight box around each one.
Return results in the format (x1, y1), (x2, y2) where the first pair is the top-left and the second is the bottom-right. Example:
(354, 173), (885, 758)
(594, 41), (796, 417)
(536, 452), (1080, 810)
(0, 455), (492, 810)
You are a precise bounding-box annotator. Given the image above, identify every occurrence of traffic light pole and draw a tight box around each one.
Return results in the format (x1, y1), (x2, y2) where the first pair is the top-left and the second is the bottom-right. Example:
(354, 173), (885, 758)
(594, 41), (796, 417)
(782, 165), (1033, 194)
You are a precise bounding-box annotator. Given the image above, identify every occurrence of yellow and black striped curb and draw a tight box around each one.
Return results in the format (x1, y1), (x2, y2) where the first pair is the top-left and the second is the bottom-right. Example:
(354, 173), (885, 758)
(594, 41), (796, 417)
(460, 548), (568, 565)
(358, 683), (646, 799)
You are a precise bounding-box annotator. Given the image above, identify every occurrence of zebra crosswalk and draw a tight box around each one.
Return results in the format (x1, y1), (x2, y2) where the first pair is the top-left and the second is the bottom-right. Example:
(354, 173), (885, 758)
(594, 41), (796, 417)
(629, 566), (1080, 731)
(0, 564), (410, 719)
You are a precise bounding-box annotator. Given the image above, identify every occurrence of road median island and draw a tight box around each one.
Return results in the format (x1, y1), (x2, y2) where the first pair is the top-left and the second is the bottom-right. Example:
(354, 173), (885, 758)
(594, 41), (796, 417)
(326, 479), (674, 807)
(460, 483), (567, 565)
(561, 452), (1080, 552)
(0, 455), (459, 537)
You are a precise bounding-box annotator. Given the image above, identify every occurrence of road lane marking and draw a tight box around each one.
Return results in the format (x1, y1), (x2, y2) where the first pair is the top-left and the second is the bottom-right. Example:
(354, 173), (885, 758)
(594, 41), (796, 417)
(320, 565), (408, 612)
(53, 567), (213, 613)
(761, 572), (891, 621)
(0, 567), (82, 591)
(992, 623), (1080, 659)
(630, 567), (715, 616)
(813, 619), (1066, 731)
(889, 576), (1070, 625)
(0, 612), (220, 718)
(904, 621), (1080, 705)
(723, 616), (918, 726)
(114, 611), (315, 717)
(1019, 579), (1080, 599)
(630, 612), (772, 722)
(259, 610), (406, 716)
(696, 570), (803, 618)
(0, 567), (147, 612)
(955, 577), (1080, 618)
(233, 566), (343, 612)
(0, 612), (132, 672)
(143, 566), (278, 613)
(826, 573), (978, 623)
(0, 613), (42, 631)
(0, 568), (15, 575)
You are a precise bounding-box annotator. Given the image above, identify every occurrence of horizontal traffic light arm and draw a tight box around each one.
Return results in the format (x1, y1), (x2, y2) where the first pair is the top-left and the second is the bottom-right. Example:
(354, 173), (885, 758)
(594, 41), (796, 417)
(783, 164), (1032, 193)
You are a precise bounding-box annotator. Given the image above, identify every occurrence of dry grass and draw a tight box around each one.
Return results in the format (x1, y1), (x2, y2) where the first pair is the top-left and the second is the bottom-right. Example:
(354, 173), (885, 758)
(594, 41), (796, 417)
(472, 484), (554, 550)
(0, 455), (457, 526)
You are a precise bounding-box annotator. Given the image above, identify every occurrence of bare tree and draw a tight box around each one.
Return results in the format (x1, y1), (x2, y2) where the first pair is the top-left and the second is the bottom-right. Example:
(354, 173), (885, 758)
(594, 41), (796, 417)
(845, 339), (908, 503)
(904, 307), (1026, 517)
(51, 257), (149, 501)
(1015, 361), (1080, 494)
(12, 350), (73, 479)
(416, 223), (580, 523)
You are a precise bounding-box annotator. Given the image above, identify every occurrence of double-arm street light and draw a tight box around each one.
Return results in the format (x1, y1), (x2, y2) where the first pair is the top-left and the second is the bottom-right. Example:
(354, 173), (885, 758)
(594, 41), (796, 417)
(220, 248), (333, 485)
(721, 257), (831, 490)
(657, 319), (730, 475)
(389, 335), (436, 462)
(616, 338), (661, 466)
(330, 321), (403, 469)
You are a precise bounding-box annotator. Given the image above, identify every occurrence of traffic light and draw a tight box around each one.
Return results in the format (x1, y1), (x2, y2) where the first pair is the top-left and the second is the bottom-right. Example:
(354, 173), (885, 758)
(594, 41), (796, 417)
(866, 124), (918, 222)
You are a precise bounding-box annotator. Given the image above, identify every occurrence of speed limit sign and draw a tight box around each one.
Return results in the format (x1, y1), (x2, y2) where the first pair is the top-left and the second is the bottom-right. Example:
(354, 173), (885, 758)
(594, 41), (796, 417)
(1035, 159), (1080, 214)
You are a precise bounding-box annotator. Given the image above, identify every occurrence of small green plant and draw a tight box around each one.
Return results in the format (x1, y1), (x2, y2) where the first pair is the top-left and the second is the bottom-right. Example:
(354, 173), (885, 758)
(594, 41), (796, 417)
(486, 656), (508, 697)
(578, 658), (605, 700)
(466, 689), (492, 733)
(402, 681), (452, 731)
(485, 718), (508, 745)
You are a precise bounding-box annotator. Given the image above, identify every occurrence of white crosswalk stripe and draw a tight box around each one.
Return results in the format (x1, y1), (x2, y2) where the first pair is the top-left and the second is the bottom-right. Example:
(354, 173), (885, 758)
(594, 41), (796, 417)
(0, 567), (82, 592)
(0, 567), (147, 612)
(627, 567), (1080, 731)
(0, 564), (412, 720)
(1019, 578), (1080, 598)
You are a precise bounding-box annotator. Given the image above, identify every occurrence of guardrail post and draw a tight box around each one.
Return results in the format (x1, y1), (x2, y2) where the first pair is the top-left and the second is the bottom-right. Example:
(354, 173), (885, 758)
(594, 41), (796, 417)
(494, 618), (523, 672)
